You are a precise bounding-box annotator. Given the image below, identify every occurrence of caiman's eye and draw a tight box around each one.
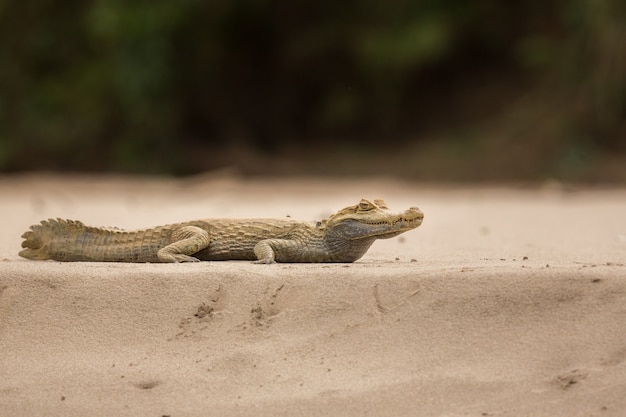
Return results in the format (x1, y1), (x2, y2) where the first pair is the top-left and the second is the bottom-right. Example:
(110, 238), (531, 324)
(359, 202), (372, 210)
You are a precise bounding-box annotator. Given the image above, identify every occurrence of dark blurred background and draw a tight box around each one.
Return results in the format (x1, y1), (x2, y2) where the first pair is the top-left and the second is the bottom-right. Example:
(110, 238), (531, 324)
(1, 0), (624, 182)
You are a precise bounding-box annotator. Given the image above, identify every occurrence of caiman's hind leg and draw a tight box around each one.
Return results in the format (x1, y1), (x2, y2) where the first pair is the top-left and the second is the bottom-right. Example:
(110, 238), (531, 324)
(157, 226), (210, 263)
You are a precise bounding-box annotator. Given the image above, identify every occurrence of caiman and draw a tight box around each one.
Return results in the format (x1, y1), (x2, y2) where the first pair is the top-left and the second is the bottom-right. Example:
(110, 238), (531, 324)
(19, 199), (424, 263)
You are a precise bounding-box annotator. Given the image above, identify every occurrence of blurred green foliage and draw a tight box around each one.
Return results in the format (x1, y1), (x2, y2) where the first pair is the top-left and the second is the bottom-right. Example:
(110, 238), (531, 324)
(0, 0), (624, 180)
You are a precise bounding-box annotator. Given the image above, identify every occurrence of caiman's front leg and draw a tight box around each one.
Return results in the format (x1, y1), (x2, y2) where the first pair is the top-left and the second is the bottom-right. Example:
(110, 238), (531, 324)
(254, 239), (298, 264)
(253, 239), (284, 263)
(253, 239), (327, 263)
(157, 226), (210, 262)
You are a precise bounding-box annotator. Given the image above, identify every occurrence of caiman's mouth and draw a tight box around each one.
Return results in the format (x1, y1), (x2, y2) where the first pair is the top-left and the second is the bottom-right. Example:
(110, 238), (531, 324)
(361, 215), (423, 228)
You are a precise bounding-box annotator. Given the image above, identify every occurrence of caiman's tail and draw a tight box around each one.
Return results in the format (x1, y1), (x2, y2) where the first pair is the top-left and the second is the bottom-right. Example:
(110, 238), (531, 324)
(19, 219), (85, 260)
(19, 218), (171, 262)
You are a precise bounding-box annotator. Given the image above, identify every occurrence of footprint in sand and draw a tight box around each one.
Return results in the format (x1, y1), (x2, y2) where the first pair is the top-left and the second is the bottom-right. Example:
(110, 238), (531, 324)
(554, 369), (587, 390)
(248, 283), (286, 328)
(173, 284), (224, 339)
(373, 280), (421, 314)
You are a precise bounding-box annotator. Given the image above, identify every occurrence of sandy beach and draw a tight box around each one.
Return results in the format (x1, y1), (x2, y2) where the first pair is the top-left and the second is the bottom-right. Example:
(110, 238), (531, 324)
(1, 174), (625, 416)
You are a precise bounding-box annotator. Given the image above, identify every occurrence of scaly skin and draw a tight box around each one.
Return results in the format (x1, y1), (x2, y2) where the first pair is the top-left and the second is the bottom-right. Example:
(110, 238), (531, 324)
(19, 199), (424, 263)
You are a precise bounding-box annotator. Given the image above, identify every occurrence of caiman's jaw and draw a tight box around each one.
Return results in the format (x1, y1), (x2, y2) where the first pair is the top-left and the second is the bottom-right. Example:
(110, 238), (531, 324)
(324, 199), (424, 240)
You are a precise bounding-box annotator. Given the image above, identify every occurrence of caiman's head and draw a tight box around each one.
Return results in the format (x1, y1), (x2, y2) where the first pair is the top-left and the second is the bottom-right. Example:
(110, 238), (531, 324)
(324, 199), (424, 241)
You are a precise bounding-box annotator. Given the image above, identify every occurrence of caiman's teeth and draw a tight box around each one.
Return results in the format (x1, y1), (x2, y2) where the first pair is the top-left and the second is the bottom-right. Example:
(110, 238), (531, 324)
(363, 215), (420, 227)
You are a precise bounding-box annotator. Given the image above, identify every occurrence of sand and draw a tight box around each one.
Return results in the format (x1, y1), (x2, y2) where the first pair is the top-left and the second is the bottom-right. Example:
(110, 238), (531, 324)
(1, 174), (625, 417)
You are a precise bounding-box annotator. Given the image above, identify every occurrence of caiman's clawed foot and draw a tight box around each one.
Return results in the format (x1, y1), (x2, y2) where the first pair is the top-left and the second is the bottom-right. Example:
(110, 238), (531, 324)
(158, 253), (201, 263)
(253, 258), (277, 264)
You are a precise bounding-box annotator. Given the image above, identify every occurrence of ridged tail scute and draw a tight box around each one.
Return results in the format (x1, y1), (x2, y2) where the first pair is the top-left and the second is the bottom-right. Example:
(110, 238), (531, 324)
(19, 218), (85, 260)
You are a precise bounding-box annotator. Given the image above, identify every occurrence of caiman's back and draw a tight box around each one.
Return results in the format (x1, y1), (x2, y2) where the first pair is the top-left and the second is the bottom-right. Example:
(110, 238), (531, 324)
(194, 218), (319, 261)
